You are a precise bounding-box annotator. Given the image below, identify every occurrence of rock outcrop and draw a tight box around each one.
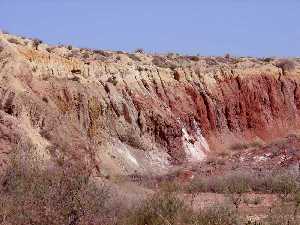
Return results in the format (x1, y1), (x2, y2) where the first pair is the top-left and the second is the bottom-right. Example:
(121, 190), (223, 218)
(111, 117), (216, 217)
(0, 33), (300, 176)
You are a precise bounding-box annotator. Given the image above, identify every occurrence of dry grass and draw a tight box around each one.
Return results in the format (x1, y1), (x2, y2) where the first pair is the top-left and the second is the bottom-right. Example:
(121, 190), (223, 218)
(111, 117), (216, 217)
(120, 192), (239, 225)
(191, 205), (239, 225)
(2, 142), (300, 224)
(230, 139), (264, 151)
(0, 146), (113, 225)
(264, 205), (300, 225)
(120, 192), (190, 225)
(2, 149), (300, 225)
(276, 59), (295, 74)
(187, 169), (299, 196)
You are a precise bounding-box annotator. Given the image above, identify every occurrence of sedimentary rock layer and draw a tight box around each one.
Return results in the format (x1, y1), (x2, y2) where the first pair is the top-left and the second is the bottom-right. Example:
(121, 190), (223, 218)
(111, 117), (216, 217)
(0, 33), (299, 175)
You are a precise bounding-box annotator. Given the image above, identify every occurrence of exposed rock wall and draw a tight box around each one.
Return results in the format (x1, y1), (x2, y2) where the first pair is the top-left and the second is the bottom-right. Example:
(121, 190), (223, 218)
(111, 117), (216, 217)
(0, 33), (300, 175)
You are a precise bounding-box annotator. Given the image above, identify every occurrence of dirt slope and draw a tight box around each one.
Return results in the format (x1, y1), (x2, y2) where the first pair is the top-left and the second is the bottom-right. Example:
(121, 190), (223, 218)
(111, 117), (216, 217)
(0, 33), (300, 176)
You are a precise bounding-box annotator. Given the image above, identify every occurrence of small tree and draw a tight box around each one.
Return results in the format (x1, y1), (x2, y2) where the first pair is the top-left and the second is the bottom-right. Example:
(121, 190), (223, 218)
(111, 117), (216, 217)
(32, 38), (42, 50)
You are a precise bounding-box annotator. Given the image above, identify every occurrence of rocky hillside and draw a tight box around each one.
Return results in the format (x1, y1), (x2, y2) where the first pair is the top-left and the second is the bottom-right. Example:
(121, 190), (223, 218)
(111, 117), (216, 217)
(0, 32), (300, 177)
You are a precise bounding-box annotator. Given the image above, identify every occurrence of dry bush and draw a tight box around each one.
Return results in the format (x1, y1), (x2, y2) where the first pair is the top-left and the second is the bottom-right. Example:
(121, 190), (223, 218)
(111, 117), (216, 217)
(152, 55), (177, 69)
(230, 140), (264, 151)
(230, 142), (249, 151)
(187, 169), (299, 196)
(224, 172), (252, 210)
(187, 175), (228, 193)
(264, 205), (300, 225)
(67, 49), (81, 58)
(261, 57), (274, 63)
(120, 192), (191, 225)
(82, 52), (90, 59)
(0, 146), (112, 225)
(204, 58), (218, 66)
(128, 53), (141, 62)
(120, 192), (239, 225)
(46, 47), (54, 53)
(7, 38), (20, 45)
(159, 180), (182, 193)
(93, 49), (111, 57)
(187, 171), (251, 194)
(226, 172), (251, 194)
(276, 59), (295, 74)
(191, 205), (239, 225)
(166, 52), (180, 59)
(134, 48), (144, 54)
(269, 170), (298, 201)
(186, 55), (199, 61)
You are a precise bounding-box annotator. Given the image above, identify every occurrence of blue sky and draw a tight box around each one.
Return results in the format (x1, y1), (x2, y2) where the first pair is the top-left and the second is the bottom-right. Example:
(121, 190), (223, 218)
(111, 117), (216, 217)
(1, 0), (300, 57)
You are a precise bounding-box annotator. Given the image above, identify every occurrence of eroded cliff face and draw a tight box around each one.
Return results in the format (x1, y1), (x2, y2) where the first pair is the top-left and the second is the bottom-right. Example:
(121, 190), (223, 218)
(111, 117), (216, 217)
(0, 33), (300, 176)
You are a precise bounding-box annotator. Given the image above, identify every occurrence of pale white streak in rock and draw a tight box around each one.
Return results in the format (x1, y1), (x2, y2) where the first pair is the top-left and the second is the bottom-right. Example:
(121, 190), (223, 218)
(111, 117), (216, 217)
(147, 150), (170, 169)
(253, 156), (268, 162)
(115, 143), (139, 167)
(193, 120), (210, 152)
(181, 120), (210, 161)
